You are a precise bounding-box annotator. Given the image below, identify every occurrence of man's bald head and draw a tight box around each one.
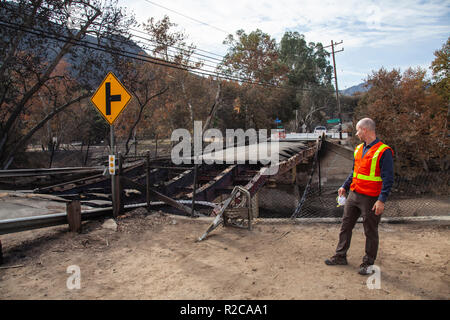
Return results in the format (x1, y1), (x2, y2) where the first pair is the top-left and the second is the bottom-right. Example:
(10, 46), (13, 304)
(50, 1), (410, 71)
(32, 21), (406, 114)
(357, 118), (376, 133)
(355, 118), (377, 143)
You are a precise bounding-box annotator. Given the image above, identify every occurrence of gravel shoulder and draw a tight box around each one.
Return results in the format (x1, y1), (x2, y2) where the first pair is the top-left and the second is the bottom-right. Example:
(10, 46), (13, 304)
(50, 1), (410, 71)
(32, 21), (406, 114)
(0, 210), (449, 300)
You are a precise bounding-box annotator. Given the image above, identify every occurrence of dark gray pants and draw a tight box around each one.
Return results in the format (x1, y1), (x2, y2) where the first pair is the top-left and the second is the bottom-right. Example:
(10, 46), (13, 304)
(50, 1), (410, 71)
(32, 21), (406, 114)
(335, 190), (381, 265)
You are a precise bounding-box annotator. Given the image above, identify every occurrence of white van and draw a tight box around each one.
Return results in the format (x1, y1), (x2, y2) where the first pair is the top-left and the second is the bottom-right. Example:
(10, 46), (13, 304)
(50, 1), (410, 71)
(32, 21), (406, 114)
(313, 126), (327, 135)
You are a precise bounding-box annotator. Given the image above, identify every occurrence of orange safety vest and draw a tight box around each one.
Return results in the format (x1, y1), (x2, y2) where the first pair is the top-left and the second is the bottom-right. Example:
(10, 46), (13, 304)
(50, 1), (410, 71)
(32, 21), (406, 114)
(350, 141), (393, 197)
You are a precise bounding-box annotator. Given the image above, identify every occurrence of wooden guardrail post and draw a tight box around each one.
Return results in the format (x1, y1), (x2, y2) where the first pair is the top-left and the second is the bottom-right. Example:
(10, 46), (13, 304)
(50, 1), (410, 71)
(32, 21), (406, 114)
(67, 200), (82, 233)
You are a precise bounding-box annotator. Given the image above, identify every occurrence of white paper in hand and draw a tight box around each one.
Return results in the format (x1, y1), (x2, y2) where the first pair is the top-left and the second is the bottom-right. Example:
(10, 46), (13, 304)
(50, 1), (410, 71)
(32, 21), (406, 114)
(336, 195), (346, 207)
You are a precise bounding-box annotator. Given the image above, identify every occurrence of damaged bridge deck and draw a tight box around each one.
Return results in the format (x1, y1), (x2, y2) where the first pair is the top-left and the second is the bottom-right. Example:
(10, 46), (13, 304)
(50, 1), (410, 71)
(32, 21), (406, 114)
(42, 141), (317, 210)
(0, 140), (321, 236)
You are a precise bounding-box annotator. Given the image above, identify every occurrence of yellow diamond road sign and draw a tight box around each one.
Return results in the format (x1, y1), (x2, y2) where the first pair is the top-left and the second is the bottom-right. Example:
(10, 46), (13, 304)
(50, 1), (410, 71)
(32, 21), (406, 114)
(90, 72), (132, 125)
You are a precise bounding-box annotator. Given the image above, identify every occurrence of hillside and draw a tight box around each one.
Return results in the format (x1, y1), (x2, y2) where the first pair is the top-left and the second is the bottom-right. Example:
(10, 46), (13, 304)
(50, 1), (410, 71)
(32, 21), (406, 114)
(0, 2), (145, 86)
(340, 82), (369, 96)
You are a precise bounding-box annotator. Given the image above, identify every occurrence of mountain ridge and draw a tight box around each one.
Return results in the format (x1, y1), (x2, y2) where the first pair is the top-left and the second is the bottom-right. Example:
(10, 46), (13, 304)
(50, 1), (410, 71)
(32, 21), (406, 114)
(340, 82), (369, 96)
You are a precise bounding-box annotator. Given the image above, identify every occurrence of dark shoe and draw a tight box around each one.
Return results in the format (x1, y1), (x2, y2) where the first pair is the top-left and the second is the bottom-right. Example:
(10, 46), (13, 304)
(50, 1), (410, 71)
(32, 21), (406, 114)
(358, 263), (374, 275)
(324, 255), (348, 266)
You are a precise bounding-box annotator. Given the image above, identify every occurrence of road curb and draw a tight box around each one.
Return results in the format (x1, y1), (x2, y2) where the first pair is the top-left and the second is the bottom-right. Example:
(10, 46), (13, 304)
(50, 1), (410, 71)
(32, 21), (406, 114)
(168, 214), (450, 225)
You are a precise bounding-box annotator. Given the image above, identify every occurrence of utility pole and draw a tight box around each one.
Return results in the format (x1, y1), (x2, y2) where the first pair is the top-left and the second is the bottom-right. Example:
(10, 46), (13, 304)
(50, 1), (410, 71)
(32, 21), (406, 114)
(325, 40), (344, 139)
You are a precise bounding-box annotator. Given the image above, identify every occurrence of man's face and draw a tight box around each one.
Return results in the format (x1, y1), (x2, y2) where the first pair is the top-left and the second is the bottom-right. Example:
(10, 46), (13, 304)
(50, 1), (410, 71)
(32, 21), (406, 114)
(355, 124), (365, 141)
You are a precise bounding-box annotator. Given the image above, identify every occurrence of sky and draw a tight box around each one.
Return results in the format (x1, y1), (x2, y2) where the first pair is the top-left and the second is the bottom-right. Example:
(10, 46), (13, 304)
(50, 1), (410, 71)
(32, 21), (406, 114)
(116, 0), (450, 89)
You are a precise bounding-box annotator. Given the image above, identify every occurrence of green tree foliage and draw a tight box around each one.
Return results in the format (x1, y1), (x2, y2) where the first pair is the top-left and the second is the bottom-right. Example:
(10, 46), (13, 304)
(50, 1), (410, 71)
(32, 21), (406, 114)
(279, 31), (333, 87)
(279, 31), (335, 131)
(220, 29), (288, 84)
(218, 29), (335, 131)
(430, 36), (449, 102)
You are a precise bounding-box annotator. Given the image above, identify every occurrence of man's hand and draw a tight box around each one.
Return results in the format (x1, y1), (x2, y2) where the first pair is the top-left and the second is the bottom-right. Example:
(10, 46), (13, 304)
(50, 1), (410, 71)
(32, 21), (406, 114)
(338, 188), (347, 197)
(372, 200), (385, 215)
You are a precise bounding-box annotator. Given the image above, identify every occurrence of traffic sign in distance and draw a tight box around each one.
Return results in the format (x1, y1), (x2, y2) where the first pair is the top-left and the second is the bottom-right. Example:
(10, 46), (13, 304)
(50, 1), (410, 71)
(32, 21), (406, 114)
(90, 72), (132, 125)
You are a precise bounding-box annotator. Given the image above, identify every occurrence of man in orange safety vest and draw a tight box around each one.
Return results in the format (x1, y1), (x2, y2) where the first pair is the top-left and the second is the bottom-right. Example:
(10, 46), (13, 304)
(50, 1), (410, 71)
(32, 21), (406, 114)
(325, 118), (394, 275)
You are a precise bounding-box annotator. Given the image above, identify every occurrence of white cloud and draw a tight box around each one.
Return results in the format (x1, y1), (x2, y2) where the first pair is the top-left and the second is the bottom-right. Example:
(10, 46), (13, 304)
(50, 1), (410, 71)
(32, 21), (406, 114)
(118, 0), (449, 87)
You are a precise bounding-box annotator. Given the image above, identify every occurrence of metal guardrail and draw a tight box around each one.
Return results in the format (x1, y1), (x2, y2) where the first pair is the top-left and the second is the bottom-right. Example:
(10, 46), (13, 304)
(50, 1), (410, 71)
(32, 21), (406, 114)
(0, 207), (112, 235)
(0, 200), (219, 235)
(0, 166), (104, 178)
(270, 132), (349, 141)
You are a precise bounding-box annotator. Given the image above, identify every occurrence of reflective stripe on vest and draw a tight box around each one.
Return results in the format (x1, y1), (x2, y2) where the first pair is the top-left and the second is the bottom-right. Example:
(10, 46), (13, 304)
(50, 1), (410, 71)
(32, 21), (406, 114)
(352, 143), (388, 181)
(354, 143), (363, 159)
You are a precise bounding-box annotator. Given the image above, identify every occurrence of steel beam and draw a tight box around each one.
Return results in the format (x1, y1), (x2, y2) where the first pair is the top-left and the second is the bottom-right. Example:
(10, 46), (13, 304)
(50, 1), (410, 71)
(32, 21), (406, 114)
(0, 166), (104, 178)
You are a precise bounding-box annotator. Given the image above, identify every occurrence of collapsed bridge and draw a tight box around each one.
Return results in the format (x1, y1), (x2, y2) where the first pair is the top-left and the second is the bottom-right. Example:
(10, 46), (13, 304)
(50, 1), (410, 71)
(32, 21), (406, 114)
(0, 139), (322, 236)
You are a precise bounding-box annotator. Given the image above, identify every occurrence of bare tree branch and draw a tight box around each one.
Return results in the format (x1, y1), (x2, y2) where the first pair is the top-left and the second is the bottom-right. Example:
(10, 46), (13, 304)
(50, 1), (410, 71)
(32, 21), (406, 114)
(2, 92), (91, 169)
(124, 86), (169, 156)
(0, 7), (101, 153)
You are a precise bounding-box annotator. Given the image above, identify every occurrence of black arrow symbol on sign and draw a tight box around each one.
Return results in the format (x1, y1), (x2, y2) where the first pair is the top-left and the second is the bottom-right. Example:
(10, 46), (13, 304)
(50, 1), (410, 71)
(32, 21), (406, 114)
(105, 82), (121, 115)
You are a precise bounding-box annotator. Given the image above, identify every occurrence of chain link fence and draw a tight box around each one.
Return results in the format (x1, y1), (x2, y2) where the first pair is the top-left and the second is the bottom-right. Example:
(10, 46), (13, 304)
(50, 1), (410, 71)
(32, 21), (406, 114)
(258, 166), (450, 219)
(41, 139), (448, 220)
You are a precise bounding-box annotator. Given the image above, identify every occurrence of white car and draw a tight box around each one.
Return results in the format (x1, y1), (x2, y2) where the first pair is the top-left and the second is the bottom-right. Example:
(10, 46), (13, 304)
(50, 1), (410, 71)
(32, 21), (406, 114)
(313, 126), (327, 135)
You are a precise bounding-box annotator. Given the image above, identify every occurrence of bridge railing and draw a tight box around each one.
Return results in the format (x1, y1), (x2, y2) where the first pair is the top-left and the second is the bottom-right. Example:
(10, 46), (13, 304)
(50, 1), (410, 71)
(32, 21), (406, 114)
(271, 132), (348, 140)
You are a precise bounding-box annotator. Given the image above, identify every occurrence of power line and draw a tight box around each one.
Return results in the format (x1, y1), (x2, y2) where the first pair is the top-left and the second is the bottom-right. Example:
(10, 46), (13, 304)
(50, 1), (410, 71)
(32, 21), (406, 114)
(92, 28), (224, 72)
(2, 2), (228, 65)
(2, 3), (335, 95)
(0, 19), (295, 90)
(0, 18), (332, 93)
(125, 37), (222, 71)
(142, 0), (230, 34)
(0, 20), (186, 70)
(128, 26), (225, 59)
(82, 21), (226, 65)
(66, 24), (223, 72)
(129, 32), (224, 64)
(58, 20), (227, 68)
(127, 31), (223, 68)
(0, 20), (225, 78)
(5, 3), (289, 78)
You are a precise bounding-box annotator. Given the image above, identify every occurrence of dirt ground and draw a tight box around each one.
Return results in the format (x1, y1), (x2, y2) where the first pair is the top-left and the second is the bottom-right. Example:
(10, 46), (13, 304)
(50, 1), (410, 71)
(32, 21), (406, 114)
(0, 210), (449, 300)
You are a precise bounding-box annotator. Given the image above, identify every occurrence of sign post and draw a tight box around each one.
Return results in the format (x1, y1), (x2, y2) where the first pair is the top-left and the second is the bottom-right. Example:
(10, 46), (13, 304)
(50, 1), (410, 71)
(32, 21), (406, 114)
(110, 125), (116, 216)
(90, 72), (132, 217)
